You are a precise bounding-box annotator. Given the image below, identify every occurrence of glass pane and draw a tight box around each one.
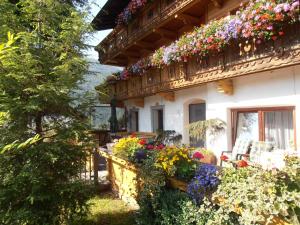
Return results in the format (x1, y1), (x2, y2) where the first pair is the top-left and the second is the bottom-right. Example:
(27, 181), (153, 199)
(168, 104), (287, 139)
(116, 108), (126, 131)
(236, 112), (259, 141)
(90, 106), (111, 130)
(189, 103), (206, 147)
(264, 110), (294, 150)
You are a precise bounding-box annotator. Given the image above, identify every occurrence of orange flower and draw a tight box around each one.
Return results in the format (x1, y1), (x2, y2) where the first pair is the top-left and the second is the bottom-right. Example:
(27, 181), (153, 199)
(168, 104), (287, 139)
(275, 13), (284, 21)
(237, 160), (248, 168)
(220, 155), (229, 161)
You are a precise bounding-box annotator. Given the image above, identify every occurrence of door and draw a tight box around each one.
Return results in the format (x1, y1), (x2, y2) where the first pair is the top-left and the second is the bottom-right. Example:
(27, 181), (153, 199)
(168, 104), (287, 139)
(129, 109), (139, 132)
(152, 106), (164, 132)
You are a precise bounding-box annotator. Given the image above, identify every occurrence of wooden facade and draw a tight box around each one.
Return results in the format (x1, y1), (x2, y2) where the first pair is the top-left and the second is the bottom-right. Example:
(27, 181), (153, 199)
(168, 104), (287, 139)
(108, 23), (300, 101)
(96, 0), (241, 66)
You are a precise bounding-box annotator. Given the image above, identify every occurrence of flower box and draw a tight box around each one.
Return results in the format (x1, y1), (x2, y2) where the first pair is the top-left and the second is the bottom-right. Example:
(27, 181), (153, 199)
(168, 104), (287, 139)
(167, 177), (188, 192)
(99, 150), (140, 208)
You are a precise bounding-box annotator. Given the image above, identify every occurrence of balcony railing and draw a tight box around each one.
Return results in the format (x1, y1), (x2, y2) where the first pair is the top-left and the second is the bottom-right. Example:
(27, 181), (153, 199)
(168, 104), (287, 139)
(108, 24), (300, 100)
(97, 0), (200, 64)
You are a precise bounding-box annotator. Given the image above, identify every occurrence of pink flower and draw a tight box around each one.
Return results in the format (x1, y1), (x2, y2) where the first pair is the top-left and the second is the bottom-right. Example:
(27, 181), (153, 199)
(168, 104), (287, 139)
(193, 151), (204, 160)
(147, 144), (154, 150)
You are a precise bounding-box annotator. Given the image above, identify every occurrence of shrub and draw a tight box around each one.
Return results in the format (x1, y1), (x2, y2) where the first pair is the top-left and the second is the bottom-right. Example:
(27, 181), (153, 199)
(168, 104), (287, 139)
(0, 136), (93, 225)
(212, 156), (300, 225)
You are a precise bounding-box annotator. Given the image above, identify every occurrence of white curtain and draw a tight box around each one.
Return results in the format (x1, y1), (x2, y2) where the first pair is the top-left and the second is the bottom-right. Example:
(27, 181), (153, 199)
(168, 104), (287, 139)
(264, 111), (294, 150)
(236, 112), (259, 141)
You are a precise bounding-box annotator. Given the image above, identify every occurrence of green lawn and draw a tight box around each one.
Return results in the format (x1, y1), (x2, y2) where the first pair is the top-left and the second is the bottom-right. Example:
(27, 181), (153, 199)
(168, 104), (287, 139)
(79, 192), (136, 225)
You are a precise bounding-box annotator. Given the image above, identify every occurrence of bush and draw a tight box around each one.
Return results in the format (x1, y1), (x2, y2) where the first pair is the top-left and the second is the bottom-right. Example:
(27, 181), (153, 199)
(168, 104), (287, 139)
(0, 136), (93, 225)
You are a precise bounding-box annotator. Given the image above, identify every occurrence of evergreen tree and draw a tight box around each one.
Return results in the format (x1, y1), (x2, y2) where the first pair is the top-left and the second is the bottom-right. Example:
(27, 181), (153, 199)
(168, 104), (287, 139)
(0, 0), (94, 224)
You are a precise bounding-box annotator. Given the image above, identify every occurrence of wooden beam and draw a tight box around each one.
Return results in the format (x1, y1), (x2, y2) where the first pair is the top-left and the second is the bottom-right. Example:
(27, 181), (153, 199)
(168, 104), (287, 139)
(210, 0), (223, 8)
(140, 49), (152, 56)
(153, 28), (177, 39)
(217, 79), (233, 95)
(177, 13), (200, 25)
(158, 92), (175, 102)
(134, 41), (155, 50)
(179, 24), (195, 35)
(132, 98), (144, 108)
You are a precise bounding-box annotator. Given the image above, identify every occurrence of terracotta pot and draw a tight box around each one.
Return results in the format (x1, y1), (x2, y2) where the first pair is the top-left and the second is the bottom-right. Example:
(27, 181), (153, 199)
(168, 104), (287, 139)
(200, 154), (217, 165)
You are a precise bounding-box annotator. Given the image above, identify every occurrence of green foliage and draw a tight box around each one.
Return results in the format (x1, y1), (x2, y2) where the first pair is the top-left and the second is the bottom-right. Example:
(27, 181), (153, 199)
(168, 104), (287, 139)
(0, 133), (93, 224)
(135, 153), (166, 225)
(188, 118), (226, 141)
(213, 157), (300, 225)
(0, 0), (94, 224)
(136, 187), (189, 225)
(176, 199), (240, 225)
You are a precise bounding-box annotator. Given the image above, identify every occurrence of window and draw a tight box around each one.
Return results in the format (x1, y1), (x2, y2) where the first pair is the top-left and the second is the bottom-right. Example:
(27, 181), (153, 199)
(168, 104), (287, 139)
(189, 103), (206, 147)
(129, 109), (139, 132)
(152, 106), (164, 132)
(232, 107), (296, 150)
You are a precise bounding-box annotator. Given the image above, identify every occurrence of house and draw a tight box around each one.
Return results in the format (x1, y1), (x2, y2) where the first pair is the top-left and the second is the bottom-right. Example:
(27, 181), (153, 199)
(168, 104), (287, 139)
(92, 0), (300, 161)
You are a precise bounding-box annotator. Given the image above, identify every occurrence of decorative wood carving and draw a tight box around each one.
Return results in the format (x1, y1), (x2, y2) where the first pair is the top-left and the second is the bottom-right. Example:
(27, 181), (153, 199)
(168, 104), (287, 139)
(217, 79), (233, 95)
(115, 46), (300, 100)
(158, 92), (175, 102)
(112, 24), (300, 100)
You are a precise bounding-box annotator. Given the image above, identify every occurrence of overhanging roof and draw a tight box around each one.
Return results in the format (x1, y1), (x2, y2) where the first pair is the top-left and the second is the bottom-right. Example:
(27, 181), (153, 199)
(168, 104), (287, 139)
(92, 0), (130, 30)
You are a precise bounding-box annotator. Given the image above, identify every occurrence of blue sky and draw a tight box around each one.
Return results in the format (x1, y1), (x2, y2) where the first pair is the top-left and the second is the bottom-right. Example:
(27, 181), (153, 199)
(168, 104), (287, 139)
(86, 0), (111, 59)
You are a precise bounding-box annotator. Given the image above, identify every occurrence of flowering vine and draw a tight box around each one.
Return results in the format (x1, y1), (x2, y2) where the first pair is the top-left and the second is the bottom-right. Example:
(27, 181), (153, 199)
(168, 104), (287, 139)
(112, 0), (300, 81)
(116, 0), (151, 25)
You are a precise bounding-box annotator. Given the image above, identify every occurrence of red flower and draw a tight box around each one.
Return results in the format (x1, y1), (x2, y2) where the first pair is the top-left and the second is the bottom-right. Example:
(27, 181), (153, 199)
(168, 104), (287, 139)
(271, 36), (278, 41)
(155, 144), (165, 150)
(237, 160), (248, 168)
(147, 144), (154, 150)
(220, 155), (229, 161)
(278, 31), (284, 36)
(193, 151), (204, 160)
(139, 139), (147, 145)
(130, 132), (136, 138)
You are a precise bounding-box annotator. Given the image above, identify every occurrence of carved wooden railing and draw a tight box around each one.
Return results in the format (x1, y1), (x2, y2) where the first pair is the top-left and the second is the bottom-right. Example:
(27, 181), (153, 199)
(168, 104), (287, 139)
(109, 23), (300, 100)
(98, 0), (201, 64)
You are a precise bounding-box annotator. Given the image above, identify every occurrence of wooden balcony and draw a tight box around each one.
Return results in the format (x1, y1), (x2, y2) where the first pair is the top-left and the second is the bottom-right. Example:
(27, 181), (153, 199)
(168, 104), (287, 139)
(108, 24), (300, 101)
(96, 0), (216, 66)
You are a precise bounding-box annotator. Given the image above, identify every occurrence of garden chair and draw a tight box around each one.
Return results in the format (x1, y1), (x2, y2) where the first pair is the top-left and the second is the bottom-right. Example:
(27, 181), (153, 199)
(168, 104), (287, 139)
(248, 141), (275, 165)
(220, 138), (252, 166)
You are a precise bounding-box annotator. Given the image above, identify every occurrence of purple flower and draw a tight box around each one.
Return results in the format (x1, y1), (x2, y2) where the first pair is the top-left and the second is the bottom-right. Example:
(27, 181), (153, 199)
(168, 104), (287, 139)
(283, 3), (291, 12)
(187, 164), (219, 204)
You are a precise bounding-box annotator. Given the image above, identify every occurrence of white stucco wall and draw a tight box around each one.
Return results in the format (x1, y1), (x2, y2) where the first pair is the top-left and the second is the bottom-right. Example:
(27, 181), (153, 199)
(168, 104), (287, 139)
(125, 65), (300, 158)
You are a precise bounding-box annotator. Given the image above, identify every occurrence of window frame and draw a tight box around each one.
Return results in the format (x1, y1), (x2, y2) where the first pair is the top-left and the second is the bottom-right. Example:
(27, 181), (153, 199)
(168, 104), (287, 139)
(231, 106), (296, 149)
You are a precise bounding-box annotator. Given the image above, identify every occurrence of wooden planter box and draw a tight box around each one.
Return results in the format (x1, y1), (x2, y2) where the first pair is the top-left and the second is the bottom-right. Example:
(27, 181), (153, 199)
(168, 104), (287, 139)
(99, 151), (140, 208)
